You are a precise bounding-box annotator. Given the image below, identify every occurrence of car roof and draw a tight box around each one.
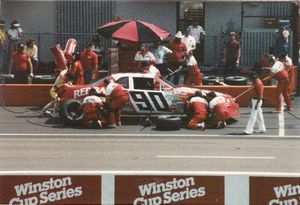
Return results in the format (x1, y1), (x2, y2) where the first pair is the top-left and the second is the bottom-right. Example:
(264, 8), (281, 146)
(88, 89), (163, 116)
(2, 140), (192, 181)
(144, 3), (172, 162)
(111, 73), (155, 79)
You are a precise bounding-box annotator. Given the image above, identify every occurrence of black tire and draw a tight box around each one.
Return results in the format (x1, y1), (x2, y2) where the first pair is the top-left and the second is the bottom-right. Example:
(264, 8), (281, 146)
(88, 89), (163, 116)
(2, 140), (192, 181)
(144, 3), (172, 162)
(32, 75), (56, 84)
(202, 75), (220, 85)
(60, 99), (85, 126)
(224, 76), (248, 85)
(154, 115), (182, 131)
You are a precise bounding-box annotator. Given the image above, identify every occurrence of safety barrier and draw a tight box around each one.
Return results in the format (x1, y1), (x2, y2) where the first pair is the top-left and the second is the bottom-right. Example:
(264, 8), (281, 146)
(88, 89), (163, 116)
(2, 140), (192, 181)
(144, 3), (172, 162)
(0, 172), (299, 205)
(0, 84), (278, 107)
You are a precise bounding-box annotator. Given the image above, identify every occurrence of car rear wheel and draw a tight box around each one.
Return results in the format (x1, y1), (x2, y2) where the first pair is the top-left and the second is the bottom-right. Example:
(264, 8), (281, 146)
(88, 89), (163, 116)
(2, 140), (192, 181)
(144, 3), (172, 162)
(154, 115), (182, 131)
(224, 76), (248, 85)
(60, 99), (85, 126)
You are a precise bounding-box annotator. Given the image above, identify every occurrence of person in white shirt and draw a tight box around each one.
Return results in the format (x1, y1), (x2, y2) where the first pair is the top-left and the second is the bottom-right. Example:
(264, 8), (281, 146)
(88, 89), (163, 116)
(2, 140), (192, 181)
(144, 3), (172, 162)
(151, 40), (172, 76)
(134, 43), (155, 72)
(7, 20), (23, 58)
(25, 38), (38, 72)
(188, 21), (205, 63)
(181, 28), (196, 52)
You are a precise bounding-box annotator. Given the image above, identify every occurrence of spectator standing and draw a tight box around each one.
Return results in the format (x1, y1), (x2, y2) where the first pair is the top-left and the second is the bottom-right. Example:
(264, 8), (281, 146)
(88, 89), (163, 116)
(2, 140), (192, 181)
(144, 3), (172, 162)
(223, 32), (240, 77)
(181, 28), (196, 52)
(151, 40), (172, 76)
(274, 24), (289, 58)
(80, 42), (99, 84)
(243, 72), (266, 135)
(166, 31), (187, 85)
(185, 91), (208, 130)
(25, 38), (38, 73)
(134, 43), (155, 72)
(182, 51), (203, 86)
(188, 21), (205, 63)
(0, 20), (7, 74)
(8, 43), (33, 84)
(262, 53), (292, 112)
(7, 20), (23, 58)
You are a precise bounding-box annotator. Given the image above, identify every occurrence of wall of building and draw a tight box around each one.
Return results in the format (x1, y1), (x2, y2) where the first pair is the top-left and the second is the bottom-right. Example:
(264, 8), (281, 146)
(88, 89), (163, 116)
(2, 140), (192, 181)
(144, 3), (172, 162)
(115, 1), (177, 35)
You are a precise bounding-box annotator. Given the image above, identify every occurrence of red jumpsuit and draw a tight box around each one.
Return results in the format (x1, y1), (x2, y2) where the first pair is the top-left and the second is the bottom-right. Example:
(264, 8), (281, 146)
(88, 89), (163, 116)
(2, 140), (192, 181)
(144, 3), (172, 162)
(143, 65), (161, 89)
(281, 56), (294, 93)
(184, 56), (202, 86)
(208, 96), (229, 127)
(82, 95), (106, 127)
(105, 82), (129, 125)
(186, 96), (208, 129)
(69, 61), (84, 85)
(270, 61), (292, 111)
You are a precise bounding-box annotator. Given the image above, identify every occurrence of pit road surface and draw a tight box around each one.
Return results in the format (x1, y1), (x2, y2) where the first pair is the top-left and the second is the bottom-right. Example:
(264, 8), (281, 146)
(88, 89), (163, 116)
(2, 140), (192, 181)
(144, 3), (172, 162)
(0, 98), (300, 173)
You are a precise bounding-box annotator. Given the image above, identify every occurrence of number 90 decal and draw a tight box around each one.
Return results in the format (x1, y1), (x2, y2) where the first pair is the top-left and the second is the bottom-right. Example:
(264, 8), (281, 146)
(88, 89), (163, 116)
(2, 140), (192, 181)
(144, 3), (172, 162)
(129, 91), (170, 112)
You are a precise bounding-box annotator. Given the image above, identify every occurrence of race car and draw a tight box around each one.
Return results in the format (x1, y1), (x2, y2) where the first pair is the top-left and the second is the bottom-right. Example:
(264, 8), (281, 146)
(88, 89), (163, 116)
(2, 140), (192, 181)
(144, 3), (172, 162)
(58, 73), (240, 126)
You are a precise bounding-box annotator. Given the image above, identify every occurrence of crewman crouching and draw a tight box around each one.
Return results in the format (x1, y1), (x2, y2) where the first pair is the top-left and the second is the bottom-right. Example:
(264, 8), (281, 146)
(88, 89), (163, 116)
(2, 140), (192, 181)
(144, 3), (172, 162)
(206, 91), (229, 129)
(82, 87), (107, 128)
(186, 91), (208, 130)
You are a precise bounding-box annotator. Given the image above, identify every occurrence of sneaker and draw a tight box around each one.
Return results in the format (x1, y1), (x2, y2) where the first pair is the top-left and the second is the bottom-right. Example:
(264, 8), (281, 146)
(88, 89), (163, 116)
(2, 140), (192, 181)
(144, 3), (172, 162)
(116, 121), (122, 126)
(97, 120), (103, 128)
(216, 121), (227, 129)
(242, 131), (251, 135)
(107, 123), (117, 128)
(197, 122), (206, 131)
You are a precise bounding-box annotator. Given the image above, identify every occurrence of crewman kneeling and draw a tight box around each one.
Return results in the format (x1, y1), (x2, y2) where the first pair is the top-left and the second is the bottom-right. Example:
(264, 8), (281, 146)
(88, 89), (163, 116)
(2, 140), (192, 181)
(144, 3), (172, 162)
(186, 91), (208, 130)
(82, 87), (106, 128)
(104, 78), (130, 128)
(206, 91), (229, 129)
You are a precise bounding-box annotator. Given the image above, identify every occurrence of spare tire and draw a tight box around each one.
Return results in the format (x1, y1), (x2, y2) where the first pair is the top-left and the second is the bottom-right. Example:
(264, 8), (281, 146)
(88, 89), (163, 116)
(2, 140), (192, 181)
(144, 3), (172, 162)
(155, 115), (182, 131)
(202, 76), (220, 85)
(224, 76), (248, 85)
(60, 99), (85, 126)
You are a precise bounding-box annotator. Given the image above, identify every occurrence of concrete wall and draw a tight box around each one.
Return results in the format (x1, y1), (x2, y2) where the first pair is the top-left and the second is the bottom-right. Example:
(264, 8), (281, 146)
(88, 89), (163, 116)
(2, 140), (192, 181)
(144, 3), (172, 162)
(115, 1), (177, 35)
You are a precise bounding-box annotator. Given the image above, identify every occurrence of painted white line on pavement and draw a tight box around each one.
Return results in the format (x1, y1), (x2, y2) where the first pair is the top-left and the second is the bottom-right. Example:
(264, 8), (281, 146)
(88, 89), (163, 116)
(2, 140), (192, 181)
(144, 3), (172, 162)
(157, 155), (275, 159)
(0, 170), (300, 177)
(0, 133), (300, 138)
(278, 110), (285, 137)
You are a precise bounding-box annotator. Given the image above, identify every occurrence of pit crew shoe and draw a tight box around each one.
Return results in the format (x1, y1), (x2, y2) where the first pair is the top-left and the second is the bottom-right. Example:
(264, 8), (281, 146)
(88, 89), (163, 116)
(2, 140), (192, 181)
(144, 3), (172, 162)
(242, 131), (251, 135)
(107, 123), (117, 128)
(217, 121), (227, 129)
(197, 122), (205, 131)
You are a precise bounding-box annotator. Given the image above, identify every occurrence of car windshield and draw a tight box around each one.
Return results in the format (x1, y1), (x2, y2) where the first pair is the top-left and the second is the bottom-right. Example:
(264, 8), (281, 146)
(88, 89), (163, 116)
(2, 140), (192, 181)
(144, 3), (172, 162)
(157, 77), (176, 88)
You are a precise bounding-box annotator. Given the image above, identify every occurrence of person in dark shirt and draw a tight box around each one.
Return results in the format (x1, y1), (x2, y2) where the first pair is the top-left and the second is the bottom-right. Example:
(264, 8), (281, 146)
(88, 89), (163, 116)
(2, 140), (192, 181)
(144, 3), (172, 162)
(223, 32), (240, 77)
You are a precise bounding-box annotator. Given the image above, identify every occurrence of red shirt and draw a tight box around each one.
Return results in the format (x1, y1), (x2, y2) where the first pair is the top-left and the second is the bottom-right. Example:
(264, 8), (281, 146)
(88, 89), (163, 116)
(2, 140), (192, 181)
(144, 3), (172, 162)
(69, 61), (84, 85)
(80, 49), (98, 72)
(12, 51), (30, 71)
(252, 78), (264, 99)
(167, 40), (187, 63)
(225, 40), (240, 60)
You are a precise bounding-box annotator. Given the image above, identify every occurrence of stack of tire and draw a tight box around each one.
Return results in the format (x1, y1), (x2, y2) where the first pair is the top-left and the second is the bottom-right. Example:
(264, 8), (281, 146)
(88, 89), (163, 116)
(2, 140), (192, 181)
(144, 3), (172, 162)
(202, 76), (221, 85)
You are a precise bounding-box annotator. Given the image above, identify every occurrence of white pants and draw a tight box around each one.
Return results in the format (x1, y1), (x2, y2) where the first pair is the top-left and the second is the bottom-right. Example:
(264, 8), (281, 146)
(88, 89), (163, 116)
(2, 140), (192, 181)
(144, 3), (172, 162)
(244, 99), (266, 134)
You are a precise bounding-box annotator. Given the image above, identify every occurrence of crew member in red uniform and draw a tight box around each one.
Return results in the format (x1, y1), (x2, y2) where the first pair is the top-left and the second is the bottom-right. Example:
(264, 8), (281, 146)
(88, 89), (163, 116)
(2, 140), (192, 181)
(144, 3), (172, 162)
(67, 52), (84, 85)
(206, 91), (229, 129)
(182, 51), (203, 86)
(8, 43), (33, 84)
(278, 52), (294, 95)
(167, 31), (187, 85)
(82, 87), (106, 128)
(186, 91), (208, 130)
(243, 71), (266, 135)
(80, 42), (99, 84)
(104, 78), (129, 128)
(262, 53), (292, 112)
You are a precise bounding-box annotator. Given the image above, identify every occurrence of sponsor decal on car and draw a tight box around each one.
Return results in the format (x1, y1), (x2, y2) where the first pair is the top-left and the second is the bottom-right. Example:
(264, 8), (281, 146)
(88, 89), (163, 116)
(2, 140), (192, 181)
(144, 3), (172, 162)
(250, 177), (300, 205)
(0, 176), (101, 205)
(115, 175), (224, 205)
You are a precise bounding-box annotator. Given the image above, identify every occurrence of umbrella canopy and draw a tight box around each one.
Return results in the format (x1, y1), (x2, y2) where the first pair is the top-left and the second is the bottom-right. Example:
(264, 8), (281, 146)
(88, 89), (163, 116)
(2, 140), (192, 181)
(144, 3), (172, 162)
(97, 19), (171, 43)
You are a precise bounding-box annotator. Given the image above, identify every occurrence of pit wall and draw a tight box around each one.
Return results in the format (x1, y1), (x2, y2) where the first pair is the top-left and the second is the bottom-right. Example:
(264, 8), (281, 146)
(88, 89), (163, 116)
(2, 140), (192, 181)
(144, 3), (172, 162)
(0, 172), (299, 205)
(0, 84), (277, 107)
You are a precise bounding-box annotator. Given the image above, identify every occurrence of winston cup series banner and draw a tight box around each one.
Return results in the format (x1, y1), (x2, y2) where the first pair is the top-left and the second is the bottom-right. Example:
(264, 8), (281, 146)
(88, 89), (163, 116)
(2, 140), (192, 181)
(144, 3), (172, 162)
(115, 176), (224, 205)
(0, 176), (101, 205)
(250, 177), (300, 205)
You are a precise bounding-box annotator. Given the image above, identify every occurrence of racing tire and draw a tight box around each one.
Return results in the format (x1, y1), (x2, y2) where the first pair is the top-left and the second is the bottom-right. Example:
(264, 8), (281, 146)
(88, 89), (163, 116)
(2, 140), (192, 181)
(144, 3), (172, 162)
(224, 76), (248, 85)
(60, 99), (85, 126)
(154, 115), (182, 131)
(202, 76), (220, 85)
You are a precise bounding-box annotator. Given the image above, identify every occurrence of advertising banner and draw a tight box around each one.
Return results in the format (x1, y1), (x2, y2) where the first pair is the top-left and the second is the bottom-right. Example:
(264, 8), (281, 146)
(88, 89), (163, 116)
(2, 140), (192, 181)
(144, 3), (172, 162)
(250, 177), (300, 205)
(115, 175), (224, 205)
(0, 175), (101, 205)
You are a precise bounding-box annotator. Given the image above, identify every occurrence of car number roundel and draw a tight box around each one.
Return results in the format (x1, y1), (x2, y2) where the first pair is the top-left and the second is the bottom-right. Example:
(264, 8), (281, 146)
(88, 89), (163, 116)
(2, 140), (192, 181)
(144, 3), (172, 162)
(129, 90), (170, 113)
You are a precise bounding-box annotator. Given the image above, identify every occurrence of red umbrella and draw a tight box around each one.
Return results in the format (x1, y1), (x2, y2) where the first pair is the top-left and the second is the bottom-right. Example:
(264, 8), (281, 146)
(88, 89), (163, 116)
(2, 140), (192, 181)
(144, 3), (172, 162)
(97, 19), (171, 43)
